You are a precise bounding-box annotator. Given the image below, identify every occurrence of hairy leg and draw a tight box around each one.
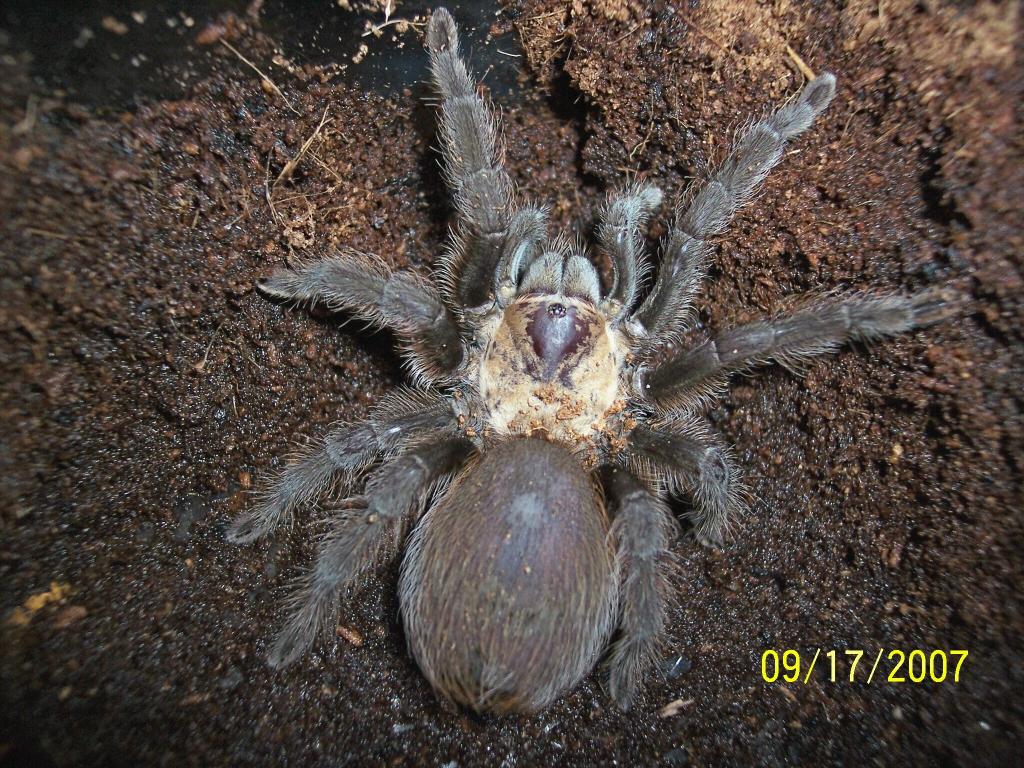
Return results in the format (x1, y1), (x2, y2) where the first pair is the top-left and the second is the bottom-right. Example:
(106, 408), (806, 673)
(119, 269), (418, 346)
(641, 289), (959, 412)
(597, 183), (663, 323)
(227, 389), (453, 544)
(600, 465), (676, 710)
(634, 74), (837, 347)
(627, 422), (741, 546)
(267, 437), (474, 668)
(261, 250), (463, 384)
(226, 423), (376, 545)
(492, 206), (548, 306)
(426, 8), (535, 311)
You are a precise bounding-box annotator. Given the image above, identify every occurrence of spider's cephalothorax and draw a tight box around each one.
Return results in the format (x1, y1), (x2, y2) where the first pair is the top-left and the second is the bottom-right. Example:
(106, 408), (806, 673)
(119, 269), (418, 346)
(228, 8), (957, 713)
(477, 293), (626, 449)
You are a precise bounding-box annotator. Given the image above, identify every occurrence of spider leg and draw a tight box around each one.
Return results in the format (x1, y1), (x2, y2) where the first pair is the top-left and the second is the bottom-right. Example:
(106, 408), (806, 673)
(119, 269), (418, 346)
(640, 289), (960, 413)
(267, 437), (475, 669)
(226, 389), (453, 544)
(627, 423), (742, 547)
(426, 8), (545, 311)
(634, 74), (837, 347)
(261, 250), (463, 385)
(492, 206), (548, 305)
(226, 423), (375, 545)
(597, 183), (664, 323)
(600, 465), (677, 710)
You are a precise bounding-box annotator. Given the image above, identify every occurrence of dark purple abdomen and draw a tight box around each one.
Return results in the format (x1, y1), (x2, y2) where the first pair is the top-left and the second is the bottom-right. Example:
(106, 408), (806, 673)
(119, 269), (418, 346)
(399, 438), (616, 713)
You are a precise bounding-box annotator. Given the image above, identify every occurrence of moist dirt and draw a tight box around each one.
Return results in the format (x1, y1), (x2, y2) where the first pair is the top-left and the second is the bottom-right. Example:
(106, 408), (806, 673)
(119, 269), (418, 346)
(1, 1), (1021, 766)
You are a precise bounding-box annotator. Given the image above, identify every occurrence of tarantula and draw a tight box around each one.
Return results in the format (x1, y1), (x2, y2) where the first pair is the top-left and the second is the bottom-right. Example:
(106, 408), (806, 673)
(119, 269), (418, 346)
(228, 7), (955, 713)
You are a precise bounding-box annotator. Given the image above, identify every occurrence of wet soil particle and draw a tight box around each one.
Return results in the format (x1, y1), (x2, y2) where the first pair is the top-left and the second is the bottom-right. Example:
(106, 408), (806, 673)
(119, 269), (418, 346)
(1, 1), (1021, 766)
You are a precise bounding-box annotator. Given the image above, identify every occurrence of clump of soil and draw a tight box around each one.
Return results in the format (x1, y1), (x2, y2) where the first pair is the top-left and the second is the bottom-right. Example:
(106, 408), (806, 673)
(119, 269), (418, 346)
(1, 1), (1021, 765)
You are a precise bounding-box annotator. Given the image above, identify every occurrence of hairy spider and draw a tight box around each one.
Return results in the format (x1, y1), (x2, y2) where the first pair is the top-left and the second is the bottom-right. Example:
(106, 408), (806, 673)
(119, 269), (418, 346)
(228, 8), (957, 713)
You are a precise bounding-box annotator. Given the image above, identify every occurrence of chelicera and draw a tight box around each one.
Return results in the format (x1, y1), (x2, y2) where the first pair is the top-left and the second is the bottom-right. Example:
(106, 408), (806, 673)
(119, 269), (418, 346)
(228, 7), (956, 713)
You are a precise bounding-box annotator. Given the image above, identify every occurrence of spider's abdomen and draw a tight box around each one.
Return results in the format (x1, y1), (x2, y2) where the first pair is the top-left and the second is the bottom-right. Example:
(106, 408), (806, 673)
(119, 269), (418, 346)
(399, 437), (617, 713)
(478, 295), (625, 445)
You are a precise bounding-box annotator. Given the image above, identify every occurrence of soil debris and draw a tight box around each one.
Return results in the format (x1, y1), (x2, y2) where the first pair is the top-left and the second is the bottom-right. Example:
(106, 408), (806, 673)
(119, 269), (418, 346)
(0, 1), (1020, 765)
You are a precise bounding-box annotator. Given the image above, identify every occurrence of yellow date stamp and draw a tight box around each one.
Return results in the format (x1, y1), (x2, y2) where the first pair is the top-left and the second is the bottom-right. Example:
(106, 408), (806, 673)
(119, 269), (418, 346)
(761, 649), (968, 684)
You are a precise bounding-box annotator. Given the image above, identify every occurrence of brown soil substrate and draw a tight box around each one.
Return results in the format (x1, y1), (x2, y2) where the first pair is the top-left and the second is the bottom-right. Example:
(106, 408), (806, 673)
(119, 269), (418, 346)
(1, 1), (1021, 766)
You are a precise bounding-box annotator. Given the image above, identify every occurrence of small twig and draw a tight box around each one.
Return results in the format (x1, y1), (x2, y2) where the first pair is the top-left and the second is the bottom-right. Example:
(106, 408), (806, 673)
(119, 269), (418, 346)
(317, 203), (356, 217)
(839, 107), (863, 144)
(613, 22), (643, 45)
(687, 21), (731, 55)
(23, 226), (97, 242)
(223, 187), (254, 230)
(524, 10), (563, 22)
(951, 143), (974, 160)
(194, 320), (226, 374)
(785, 44), (817, 81)
(272, 188), (335, 207)
(658, 698), (695, 718)
(224, 334), (264, 372)
(361, 17), (423, 38)
(629, 94), (657, 161)
(273, 108), (331, 189)
(223, 210), (248, 230)
(872, 123), (900, 146)
(220, 39), (301, 115)
(168, 316), (199, 344)
(309, 152), (343, 183)
(264, 154), (278, 220)
(13, 95), (38, 135)
(944, 99), (976, 121)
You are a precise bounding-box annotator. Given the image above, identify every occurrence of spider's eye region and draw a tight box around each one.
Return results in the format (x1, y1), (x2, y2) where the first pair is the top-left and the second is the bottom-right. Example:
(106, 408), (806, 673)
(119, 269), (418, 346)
(526, 300), (593, 377)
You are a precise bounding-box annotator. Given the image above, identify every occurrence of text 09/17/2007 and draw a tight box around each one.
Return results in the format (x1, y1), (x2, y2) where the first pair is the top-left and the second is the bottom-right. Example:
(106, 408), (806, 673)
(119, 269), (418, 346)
(761, 649), (969, 685)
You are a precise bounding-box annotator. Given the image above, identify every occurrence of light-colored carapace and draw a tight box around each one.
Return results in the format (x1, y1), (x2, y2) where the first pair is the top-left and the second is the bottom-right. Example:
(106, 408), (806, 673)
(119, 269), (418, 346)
(478, 294), (627, 446)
